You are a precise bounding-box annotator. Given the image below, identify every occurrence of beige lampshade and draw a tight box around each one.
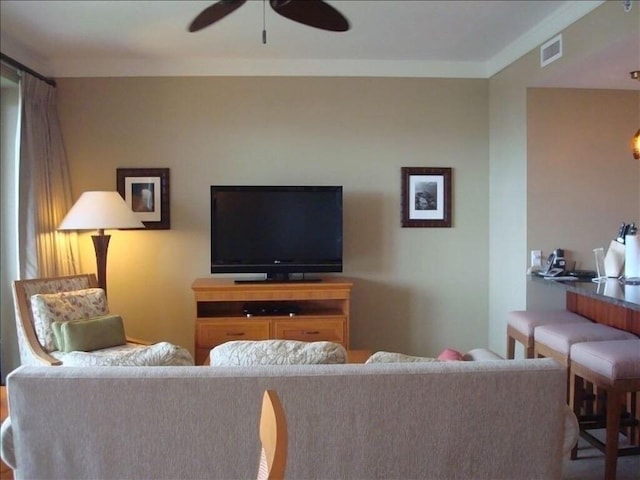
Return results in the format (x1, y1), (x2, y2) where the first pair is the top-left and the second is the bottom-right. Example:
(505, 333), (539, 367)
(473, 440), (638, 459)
(59, 191), (144, 231)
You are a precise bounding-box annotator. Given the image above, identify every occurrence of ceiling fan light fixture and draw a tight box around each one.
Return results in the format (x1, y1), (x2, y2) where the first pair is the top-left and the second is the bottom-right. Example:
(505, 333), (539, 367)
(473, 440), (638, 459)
(188, 0), (350, 35)
(188, 0), (247, 32)
(270, 0), (350, 32)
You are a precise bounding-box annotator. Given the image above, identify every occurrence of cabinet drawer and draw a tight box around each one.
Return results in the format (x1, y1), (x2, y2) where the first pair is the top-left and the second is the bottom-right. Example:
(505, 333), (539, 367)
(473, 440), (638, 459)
(196, 320), (270, 347)
(273, 319), (345, 344)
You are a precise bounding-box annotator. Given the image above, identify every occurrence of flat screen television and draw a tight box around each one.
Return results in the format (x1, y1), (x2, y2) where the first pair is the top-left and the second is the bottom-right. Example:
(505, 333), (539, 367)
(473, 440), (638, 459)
(210, 185), (343, 282)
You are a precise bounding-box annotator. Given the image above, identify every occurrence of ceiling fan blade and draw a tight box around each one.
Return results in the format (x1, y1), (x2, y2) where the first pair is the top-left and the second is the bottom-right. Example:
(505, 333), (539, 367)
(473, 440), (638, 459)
(270, 0), (350, 32)
(188, 0), (247, 32)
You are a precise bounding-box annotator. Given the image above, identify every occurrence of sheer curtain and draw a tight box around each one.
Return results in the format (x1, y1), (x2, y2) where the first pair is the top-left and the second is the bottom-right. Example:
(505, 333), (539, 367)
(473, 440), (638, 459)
(18, 72), (78, 278)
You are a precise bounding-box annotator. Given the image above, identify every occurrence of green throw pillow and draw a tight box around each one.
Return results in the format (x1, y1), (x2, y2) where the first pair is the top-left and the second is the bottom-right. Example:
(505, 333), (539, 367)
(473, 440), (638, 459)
(52, 314), (127, 353)
(51, 321), (66, 351)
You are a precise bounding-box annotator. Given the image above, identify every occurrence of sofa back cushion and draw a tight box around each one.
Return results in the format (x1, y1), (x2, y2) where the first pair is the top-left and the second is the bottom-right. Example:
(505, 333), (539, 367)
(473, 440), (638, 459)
(3, 360), (567, 480)
(30, 288), (108, 352)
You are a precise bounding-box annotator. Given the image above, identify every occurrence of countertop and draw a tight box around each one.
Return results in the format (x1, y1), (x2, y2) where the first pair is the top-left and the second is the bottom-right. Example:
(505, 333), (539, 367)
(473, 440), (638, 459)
(530, 274), (640, 312)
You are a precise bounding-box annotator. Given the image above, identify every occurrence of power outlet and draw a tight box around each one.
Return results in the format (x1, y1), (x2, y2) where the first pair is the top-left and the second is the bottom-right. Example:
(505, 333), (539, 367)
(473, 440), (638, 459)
(531, 250), (542, 268)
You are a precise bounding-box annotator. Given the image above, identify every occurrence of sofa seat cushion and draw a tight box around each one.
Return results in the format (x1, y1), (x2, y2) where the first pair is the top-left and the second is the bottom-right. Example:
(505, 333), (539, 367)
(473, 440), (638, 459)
(50, 341), (194, 366)
(366, 351), (438, 364)
(367, 348), (505, 363)
(209, 340), (346, 366)
(30, 288), (108, 352)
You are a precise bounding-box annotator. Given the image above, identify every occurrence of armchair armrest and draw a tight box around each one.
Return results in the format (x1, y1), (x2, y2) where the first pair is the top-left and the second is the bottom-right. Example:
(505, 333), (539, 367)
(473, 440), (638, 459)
(1, 418), (16, 470)
(23, 341), (62, 366)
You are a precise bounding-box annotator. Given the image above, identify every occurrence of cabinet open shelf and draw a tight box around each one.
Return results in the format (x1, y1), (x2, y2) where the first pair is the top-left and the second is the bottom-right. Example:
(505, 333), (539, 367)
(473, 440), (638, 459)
(197, 302), (345, 318)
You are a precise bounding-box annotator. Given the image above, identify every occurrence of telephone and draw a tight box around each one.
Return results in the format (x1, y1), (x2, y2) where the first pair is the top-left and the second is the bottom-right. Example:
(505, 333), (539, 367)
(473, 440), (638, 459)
(541, 249), (566, 276)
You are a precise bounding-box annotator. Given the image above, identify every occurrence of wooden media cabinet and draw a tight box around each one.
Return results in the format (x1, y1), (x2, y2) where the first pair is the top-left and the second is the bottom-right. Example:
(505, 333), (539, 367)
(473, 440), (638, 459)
(191, 278), (353, 365)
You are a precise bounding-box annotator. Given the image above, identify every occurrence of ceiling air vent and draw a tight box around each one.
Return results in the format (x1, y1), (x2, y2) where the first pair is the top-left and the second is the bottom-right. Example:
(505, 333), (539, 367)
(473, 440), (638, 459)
(540, 34), (562, 67)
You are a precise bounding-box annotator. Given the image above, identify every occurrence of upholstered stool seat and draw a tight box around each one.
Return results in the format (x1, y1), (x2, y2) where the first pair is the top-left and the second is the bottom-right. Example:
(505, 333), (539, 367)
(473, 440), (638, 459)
(507, 310), (591, 359)
(570, 339), (640, 480)
(534, 323), (637, 367)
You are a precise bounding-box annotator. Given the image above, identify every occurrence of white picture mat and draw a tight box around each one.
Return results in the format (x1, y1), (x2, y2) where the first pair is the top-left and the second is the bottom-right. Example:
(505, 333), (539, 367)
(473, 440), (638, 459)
(409, 174), (445, 220)
(125, 176), (161, 222)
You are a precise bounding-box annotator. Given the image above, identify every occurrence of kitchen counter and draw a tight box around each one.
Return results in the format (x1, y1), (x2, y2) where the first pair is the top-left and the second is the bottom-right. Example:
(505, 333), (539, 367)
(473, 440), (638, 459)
(532, 275), (640, 312)
(530, 275), (640, 335)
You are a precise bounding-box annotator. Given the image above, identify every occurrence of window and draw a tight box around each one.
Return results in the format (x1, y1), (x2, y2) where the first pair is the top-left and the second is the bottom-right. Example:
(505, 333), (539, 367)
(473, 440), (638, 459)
(1, 64), (21, 382)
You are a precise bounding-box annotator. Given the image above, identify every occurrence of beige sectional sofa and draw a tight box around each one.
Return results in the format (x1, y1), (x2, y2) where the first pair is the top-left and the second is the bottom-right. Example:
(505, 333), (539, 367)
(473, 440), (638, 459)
(1, 358), (569, 479)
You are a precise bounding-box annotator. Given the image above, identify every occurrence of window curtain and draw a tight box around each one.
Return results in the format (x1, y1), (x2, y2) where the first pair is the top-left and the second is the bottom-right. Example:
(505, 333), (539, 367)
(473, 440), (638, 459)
(18, 72), (78, 278)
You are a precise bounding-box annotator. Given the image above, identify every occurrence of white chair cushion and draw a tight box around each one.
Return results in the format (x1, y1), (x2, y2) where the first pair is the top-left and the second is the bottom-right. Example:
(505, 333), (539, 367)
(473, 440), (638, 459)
(210, 340), (346, 366)
(30, 288), (108, 352)
(51, 341), (194, 366)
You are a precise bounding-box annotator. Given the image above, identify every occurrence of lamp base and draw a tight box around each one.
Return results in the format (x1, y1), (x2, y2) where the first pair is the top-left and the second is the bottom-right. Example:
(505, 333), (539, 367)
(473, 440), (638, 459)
(91, 233), (111, 293)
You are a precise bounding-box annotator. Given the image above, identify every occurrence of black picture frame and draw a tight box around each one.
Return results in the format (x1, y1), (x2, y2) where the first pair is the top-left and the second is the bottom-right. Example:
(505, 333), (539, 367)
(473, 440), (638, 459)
(116, 168), (170, 230)
(401, 167), (452, 228)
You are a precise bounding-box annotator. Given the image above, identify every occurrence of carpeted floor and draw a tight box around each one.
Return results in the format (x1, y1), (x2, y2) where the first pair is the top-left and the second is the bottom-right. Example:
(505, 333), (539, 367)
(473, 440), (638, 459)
(562, 437), (640, 480)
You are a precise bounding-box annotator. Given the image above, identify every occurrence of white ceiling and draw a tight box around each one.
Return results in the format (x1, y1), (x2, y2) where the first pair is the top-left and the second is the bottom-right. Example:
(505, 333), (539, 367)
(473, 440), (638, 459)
(0, 0), (638, 89)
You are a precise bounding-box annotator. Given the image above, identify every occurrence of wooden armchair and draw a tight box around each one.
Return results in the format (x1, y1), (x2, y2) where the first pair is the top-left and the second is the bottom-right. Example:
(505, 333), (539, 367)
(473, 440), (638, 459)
(257, 390), (288, 480)
(11, 274), (191, 367)
(13, 274), (99, 365)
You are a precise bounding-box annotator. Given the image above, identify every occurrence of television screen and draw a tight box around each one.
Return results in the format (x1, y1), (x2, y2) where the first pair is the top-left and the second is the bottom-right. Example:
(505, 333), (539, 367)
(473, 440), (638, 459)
(211, 186), (343, 281)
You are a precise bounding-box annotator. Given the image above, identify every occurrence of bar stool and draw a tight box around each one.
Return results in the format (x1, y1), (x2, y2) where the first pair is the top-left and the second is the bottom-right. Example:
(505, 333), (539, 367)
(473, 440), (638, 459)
(570, 339), (640, 480)
(534, 323), (637, 402)
(506, 310), (591, 359)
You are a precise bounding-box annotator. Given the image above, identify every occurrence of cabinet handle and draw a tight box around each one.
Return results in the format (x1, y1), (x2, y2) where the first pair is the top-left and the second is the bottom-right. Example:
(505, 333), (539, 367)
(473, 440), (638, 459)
(303, 331), (320, 335)
(227, 332), (246, 337)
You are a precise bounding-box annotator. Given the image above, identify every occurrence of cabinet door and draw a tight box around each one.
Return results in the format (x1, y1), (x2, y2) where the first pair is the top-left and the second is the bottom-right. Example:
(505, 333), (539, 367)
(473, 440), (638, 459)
(273, 318), (345, 345)
(196, 320), (271, 348)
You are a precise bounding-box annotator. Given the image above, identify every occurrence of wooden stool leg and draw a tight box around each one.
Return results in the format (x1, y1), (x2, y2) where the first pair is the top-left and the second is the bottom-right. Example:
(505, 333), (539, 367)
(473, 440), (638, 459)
(525, 344), (535, 359)
(584, 381), (595, 417)
(629, 392), (638, 445)
(605, 389), (622, 480)
(571, 371), (582, 460)
(507, 335), (515, 360)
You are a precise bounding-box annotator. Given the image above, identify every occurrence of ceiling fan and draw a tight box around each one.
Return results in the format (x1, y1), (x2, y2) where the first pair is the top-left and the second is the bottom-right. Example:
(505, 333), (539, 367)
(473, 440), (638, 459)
(188, 0), (350, 34)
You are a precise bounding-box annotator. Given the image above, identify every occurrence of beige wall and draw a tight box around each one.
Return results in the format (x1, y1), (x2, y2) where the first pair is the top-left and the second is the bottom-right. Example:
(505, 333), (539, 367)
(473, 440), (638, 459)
(489, 1), (639, 357)
(526, 88), (639, 311)
(527, 88), (639, 270)
(488, 55), (530, 355)
(56, 77), (490, 357)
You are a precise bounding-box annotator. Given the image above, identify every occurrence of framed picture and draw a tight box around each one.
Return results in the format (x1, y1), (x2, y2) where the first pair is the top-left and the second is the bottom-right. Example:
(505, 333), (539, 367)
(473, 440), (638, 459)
(116, 168), (170, 230)
(401, 167), (452, 228)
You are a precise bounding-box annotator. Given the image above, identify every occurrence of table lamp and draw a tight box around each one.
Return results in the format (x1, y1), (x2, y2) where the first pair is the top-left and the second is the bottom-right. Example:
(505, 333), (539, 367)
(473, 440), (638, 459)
(59, 191), (143, 294)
